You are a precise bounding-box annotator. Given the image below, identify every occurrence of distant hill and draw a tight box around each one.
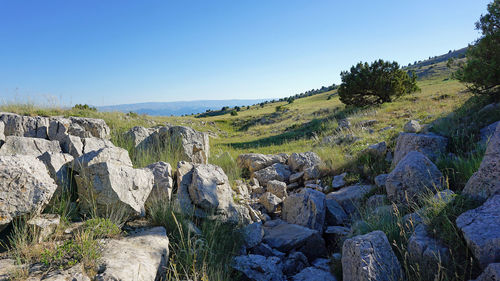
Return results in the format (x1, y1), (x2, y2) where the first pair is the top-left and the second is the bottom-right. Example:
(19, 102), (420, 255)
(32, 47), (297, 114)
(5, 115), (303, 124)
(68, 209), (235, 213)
(97, 99), (269, 116)
(406, 47), (467, 79)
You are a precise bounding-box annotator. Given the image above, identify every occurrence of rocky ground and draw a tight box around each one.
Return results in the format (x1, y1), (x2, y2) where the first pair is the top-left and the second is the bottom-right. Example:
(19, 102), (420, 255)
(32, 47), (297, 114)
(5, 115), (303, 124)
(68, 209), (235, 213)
(0, 107), (499, 280)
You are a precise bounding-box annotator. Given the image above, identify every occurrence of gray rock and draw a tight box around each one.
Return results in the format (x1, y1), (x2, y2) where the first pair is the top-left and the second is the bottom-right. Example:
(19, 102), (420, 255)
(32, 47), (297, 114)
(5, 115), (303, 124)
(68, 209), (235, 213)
(433, 189), (455, 203)
(342, 231), (403, 281)
(403, 120), (421, 133)
(96, 227), (169, 281)
(263, 221), (327, 261)
(312, 258), (331, 271)
(27, 214), (60, 242)
(480, 121), (500, 146)
(254, 163), (291, 185)
(374, 174), (388, 188)
(37, 152), (74, 191)
(0, 155), (58, 231)
(289, 171), (304, 183)
(326, 185), (376, 215)
(332, 172), (347, 189)
(325, 197), (348, 226)
(68, 116), (111, 139)
(158, 125), (210, 164)
(146, 161), (173, 201)
(124, 126), (158, 148)
(471, 263), (500, 281)
(267, 180), (287, 199)
(0, 113), (50, 138)
(72, 148), (153, 217)
(282, 188), (326, 232)
(0, 259), (18, 280)
(303, 165), (321, 180)
(0, 136), (62, 156)
(408, 224), (450, 279)
(324, 226), (350, 246)
(456, 195), (500, 269)
(291, 267), (337, 281)
(243, 222), (264, 249)
(259, 192), (282, 213)
(0, 121), (5, 146)
(463, 122), (500, 200)
(60, 134), (84, 157)
(81, 137), (115, 154)
(361, 141), (387, 157)
(366, 194), (387, 210)
(232, 255), (285, 281)
(39, 265), (90, 281)
(237, 153), (289, 173)
(386, 151), (444, 204)
(392, 132), (448, 167)
(283, 252), (309, 276)
(338, 119), (351, 129)
(358, 119), (378, 127)
(288, 152), (322, 172)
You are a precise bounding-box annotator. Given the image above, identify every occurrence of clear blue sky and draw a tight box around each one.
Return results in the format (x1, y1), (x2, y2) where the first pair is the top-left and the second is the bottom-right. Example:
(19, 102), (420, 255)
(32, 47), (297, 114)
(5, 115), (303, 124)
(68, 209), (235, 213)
(0, 0), (490, 106)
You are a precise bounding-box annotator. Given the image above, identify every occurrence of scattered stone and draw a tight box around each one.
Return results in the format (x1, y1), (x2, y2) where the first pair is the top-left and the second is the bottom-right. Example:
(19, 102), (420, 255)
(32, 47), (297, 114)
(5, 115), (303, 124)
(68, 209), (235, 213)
(27, 214), (60, 242)
(463, 122), (500, 200)
(267, 180), (287, 199)
(232, 255), (285, 281)
(326, 185), (376, 215)
(263, 221), (327, 261)
(282, 188), (326, 232)
(392, 132), (448, 167)
(289, 171), (304, 183)
(283, 251), (309, 276)
(287, 182), (300, 190)
(408, 224), (450, 279)
(39, 264), (90, 281)
(471, 263), (500, 281)
(0, 155), (58, 231)
(243, 222), (264, 249)
(338, 119), (351, 129)
(374, 174), (388, 188)
(433, 189), (455, 203)
(325, 197), (348, 226)
(96, 227), (169, 281)
(253, 163), (291, 185)
(312, 258), (331, 271)
(403, 120), (421, 133)
(361, 141), (387, 157)
(260, 192), (282, 213)
(288, 152), (322, 172)
(324, 226), (350, 247)
(331, 173), (347, 189)
(291, 267), (337, 281)
(342, 231), (403, 281)
(456, 195), (500, 269)
(303, 165), (321, 180)
(386, 151), (444, 204)
(237, 153), (289, 173)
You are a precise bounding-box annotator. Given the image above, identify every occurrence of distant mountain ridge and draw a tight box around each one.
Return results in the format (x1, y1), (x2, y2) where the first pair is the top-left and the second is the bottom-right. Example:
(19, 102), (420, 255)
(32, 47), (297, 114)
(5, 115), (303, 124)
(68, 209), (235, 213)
(97, 99), (269, 116)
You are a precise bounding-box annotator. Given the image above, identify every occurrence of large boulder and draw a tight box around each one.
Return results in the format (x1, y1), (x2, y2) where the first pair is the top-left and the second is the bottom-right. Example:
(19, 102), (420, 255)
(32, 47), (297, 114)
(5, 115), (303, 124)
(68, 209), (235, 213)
(408, 224), (450, 279)
(288, 152), (322, 172)
(159, 126), (209, 164)
(392, 132), (448, 167)
(263, 221), (327, 261)
(0, 155), (58, 231)
(72, 147), (153, 217)
(232, 255), (285, 281)
(386, 151), (444, 204)
(237, 153), (289, 173)
(326, 185), (376, 215)
(253, 163), (291, 185)
(463, 122), (500, 200)
(342, 230), (403, 281)
(145, 161), (174, 201)
(0, 136), (62, 156)
(37, 152), (74, 190)
(282, 188), (326, 232)
(325, 197), (348, 226)
(472, 263), (500, 281)
(124, 126), (158, 148)
(176, 162), (250, 223)
(95, 227), (169, 281)
(0, 113), (50, 138)
(456, 195), (500, 269)
(67, 116), (111, 139)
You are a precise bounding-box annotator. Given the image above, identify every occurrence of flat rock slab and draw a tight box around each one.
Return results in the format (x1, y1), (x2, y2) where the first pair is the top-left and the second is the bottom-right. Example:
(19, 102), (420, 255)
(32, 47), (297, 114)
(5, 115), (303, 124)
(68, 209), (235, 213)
(456, 195), (500, 269)
(96, 227), (169, 281)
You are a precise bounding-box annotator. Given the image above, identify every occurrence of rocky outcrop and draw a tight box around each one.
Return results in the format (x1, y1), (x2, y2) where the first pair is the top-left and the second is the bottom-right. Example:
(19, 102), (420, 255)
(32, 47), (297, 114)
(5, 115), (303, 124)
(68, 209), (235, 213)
(408, 224), (450, 279)
(124, 126), (158, 148)
(267, 180), (287, 199)
(253, 163), (291, 186)
(282, 188), (326, 232)
(472, 263), (500, 281)
(159, 126), (210, 164)
(146, 161), (174, 201)
(326, 184), (376, 215)
(0, 136), (62, 156)
(232, 255), (285, 281)
(0, 155), (58, 231)
(237, 153), (289, 173)
(260, 192), (282, 213)
(72, 147), (154, 217)
(37, 152), (74, 191)
(96, 227), (169, 281)
(342, 231), (403, 281)
(463, 122), (500, 200)
(263, 220), (327, 261)
(392, 132), (447, 167)
(386, 151), (444, 204)
(456, 195), (500, 269)
(288, 152), (322, 172)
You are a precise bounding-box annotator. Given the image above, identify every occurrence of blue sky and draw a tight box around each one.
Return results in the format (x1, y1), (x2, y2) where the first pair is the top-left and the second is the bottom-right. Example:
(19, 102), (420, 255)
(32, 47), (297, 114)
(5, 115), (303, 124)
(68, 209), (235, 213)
(0, 0), (490, 106)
